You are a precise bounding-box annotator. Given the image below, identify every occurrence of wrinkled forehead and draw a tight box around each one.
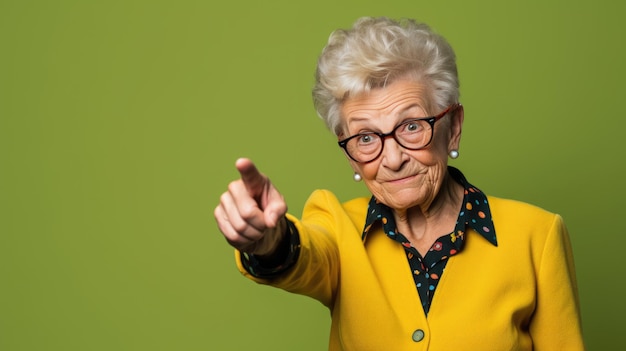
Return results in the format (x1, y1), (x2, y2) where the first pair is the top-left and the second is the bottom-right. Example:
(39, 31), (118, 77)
(339, 78), (433, 130)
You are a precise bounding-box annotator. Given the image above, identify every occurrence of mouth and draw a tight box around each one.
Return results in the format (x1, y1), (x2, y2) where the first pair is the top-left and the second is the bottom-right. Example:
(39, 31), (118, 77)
(384, 174), (417, 184)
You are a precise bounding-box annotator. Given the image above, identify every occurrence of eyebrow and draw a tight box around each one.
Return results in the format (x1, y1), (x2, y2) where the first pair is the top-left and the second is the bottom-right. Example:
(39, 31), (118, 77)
(345, 116), (371, 124)
(346, 103), (427, 124)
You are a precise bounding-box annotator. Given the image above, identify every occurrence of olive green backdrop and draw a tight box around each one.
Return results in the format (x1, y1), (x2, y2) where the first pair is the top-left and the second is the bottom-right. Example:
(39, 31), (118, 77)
(1, 1), (623, 350)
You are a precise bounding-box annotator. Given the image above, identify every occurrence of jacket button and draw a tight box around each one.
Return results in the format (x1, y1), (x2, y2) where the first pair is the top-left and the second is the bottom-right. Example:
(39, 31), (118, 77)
(412, 329), (425, 342)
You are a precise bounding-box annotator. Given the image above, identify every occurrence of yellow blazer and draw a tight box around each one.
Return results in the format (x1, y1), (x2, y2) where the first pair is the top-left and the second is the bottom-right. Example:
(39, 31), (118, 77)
(236, 189), (585, 351)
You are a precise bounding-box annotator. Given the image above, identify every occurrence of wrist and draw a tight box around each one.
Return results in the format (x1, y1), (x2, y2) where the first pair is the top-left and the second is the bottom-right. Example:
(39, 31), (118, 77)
(251, 216), (287, 257)
(240, 217), (300, 278)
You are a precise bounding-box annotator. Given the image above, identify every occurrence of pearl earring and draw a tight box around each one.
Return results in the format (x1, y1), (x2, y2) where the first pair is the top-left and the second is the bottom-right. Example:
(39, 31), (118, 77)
(353, 173), (362, 182)
(449, 150), (459, 159)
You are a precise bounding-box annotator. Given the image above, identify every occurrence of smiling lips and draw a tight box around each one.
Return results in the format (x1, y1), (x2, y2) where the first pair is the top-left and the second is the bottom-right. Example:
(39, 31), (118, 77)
(384, 174), (418, 183)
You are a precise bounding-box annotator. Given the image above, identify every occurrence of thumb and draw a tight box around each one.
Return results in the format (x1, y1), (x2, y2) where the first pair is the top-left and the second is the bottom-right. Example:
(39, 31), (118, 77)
(263, 193), (287, 228)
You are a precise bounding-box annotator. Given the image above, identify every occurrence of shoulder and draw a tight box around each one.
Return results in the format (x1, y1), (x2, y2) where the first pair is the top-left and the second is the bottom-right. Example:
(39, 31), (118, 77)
(300, 189), (369, 226)
(488, 195), (554, 215)
(488, 196), (560, 223)
(487, 196), (566, 243)
(304, 189), (369, 211)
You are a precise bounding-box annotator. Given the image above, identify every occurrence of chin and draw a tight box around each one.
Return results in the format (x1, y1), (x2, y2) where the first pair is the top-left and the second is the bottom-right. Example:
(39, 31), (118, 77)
(378, 191), (425, 211)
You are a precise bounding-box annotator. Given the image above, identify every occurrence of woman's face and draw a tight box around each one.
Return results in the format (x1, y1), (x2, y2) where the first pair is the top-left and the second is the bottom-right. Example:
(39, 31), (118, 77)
(339, 78), (463, 211)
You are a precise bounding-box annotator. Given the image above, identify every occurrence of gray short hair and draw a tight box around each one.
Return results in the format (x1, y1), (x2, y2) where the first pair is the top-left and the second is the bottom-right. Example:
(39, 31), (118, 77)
(312, 17), (460, 135)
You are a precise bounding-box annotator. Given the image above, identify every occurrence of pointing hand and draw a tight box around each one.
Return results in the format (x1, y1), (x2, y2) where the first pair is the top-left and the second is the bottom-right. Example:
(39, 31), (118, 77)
(214, 158), (287, 255)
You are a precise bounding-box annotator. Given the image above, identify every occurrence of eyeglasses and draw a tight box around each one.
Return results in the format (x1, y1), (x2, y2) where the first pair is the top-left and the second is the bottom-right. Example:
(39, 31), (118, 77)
(338, 103), (460, 163)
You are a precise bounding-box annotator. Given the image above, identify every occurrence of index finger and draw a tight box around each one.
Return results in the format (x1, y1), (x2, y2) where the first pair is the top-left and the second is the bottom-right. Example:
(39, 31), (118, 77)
(235, 158), (265, 196)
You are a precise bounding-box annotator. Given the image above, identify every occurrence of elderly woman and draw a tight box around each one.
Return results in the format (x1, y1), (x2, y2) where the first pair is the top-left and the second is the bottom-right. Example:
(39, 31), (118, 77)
(214, 17), (584, 350)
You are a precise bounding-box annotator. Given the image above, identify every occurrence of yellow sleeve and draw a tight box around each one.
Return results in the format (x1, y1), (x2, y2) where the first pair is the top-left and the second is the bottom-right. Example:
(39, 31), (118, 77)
(529, 214), (586, 350)
(235, 190), (349, 308)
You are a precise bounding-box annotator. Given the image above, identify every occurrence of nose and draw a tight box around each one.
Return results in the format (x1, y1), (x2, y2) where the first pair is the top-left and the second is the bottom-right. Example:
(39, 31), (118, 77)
(380, 135), (407, 170)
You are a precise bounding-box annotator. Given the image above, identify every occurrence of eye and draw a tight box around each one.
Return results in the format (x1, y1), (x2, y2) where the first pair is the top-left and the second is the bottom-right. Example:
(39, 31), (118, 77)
(357, 134), (376, 144)
(404, 121), (422, 132)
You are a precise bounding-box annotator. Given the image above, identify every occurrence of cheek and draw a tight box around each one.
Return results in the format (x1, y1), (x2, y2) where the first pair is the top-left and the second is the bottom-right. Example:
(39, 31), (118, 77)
(409, 147), (448, 168)
(356, 161), (380, 180)
(422, 133), (452, 161)
(428, 146), (450, 163)
(346, 158), (372, 181)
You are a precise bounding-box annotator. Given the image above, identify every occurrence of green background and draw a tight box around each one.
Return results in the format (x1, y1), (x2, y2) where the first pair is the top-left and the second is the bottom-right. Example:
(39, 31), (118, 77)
(1, 0), (623, 350)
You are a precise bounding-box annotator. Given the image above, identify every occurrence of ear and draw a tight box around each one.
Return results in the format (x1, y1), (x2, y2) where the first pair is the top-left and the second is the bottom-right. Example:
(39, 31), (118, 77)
(448, 104), (464, 152)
